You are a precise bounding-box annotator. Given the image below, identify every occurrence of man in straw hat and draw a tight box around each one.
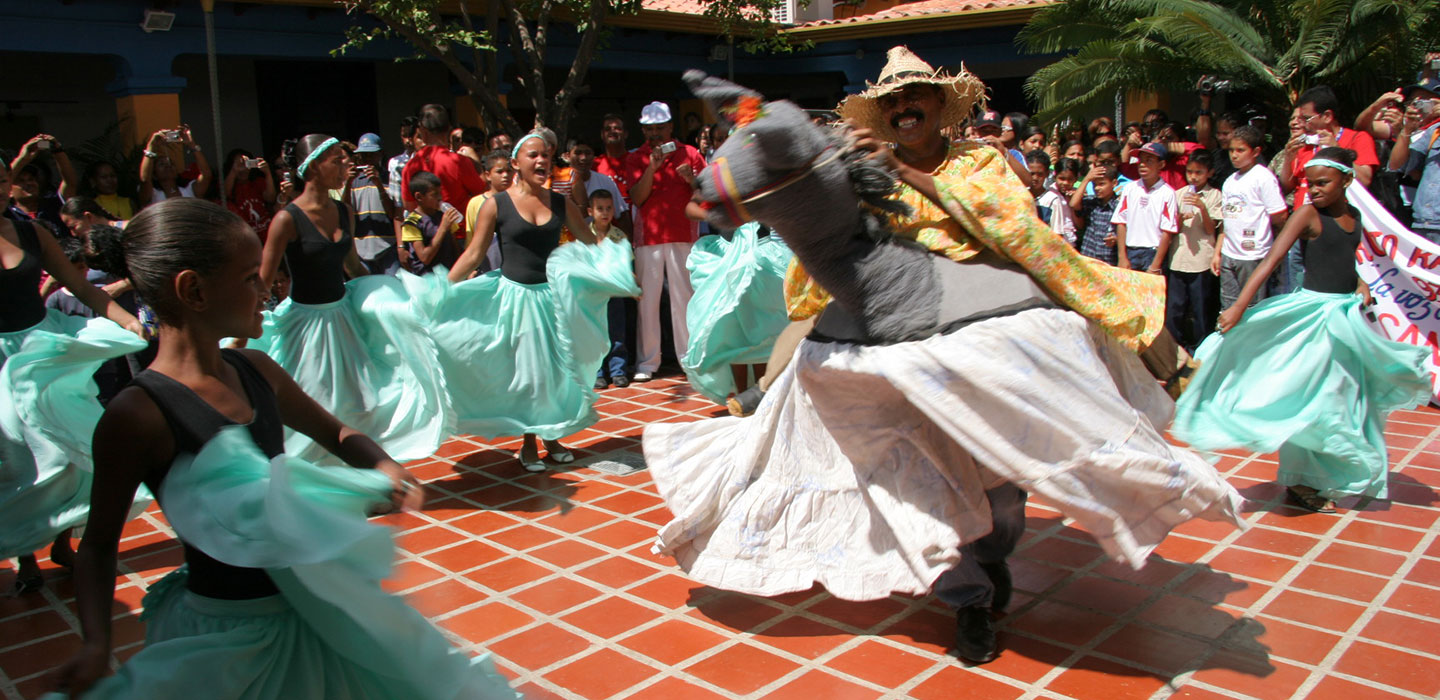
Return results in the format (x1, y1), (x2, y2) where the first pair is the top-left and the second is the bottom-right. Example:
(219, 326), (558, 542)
(826, 46), (1192, 664)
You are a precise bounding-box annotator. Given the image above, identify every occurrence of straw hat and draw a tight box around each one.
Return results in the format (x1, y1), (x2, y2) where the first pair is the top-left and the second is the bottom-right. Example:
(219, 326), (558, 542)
(836, 46), (987, 142)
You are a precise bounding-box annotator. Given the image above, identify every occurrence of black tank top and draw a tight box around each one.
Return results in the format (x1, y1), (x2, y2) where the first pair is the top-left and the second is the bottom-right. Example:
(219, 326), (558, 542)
(1, 220), (47, 332)
(1302, 207), (1362, 294)
(283, 200), (353, 304)
(131, 350), (285, 599)
(494, 191), (565, 284)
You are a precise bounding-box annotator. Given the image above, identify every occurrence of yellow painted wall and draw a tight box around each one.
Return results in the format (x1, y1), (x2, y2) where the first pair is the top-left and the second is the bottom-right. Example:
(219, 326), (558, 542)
(115, 93), (181, 151)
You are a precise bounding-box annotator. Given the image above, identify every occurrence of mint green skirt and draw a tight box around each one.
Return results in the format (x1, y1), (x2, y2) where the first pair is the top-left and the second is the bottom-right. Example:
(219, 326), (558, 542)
(251, 275), (452, 464)
(56, 427), (517, 699)
(0, 312), (147, 559)
(403, 238), (640, 439)
(682, 225), (793, 404)
(1173, 289), (1431, 499)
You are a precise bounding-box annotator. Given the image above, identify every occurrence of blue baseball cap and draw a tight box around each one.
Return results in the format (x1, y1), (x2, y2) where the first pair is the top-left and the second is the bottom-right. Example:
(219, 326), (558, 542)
(1404, 77), (1440, 99)
(355, 133), (383, 153)
(1137, 142), (1169, 160)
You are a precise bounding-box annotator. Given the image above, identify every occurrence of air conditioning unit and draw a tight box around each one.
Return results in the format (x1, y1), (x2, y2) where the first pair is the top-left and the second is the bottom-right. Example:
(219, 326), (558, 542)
(141, 9), (176, 32)
(771, 0), (797, 24)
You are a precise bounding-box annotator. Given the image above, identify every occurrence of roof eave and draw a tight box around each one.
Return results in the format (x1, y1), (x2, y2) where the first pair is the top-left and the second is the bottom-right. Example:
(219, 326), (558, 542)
(784, 5), (1042, 42)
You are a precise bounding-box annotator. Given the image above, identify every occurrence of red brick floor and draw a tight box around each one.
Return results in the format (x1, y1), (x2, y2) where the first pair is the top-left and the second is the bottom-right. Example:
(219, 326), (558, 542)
(4, 376), (1440, 699)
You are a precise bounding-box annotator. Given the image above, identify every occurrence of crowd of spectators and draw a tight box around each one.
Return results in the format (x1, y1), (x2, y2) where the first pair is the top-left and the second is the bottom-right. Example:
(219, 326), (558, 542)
(5, 54), (1437, 383)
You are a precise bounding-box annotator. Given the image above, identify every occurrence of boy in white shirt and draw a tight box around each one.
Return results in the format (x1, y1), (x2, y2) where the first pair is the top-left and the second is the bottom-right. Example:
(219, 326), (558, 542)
(1112, 142), (1180, 272)
(1215, 125), (1289, 308)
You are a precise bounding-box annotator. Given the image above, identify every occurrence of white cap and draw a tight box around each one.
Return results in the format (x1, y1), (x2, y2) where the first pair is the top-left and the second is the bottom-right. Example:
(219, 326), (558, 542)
(639, 101), (672, 125)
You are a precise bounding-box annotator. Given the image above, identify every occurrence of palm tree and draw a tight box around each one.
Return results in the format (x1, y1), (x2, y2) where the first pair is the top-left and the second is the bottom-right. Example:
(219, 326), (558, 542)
(1019, 0), (1438, 124)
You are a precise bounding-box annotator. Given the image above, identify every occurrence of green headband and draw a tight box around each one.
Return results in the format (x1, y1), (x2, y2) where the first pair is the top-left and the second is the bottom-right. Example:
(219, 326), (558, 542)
(1305, 158), (1353, 175)
(297, 137), (340, 179)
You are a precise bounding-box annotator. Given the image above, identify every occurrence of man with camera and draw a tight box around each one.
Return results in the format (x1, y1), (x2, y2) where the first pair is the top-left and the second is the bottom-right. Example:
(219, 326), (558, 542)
(1278, 85), (1379, 207)
(624, 101), (706, 382)
(1388, 77), (1440, 243)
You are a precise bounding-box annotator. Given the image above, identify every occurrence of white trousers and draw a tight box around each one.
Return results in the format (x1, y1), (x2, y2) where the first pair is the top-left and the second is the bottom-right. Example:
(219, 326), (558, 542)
(635, 241), (693, 374)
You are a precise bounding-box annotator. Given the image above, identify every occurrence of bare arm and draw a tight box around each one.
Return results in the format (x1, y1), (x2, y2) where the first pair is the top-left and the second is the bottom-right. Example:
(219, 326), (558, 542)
(244, 350), (420, 507)
(449, 197), (497, 282)
(35, 222), (141, 334)
(630, 152), (663, 207)
(260, 209), (296, 290)
(137, 132), (162, 206)
(54, 389), (173, 697)
(55, 148), (79, 200)
(1148, 231), (1172, 274)
(1115, 223), (1130, 268)
(412, 210), (461, 266)
(190, 139), (212, 200)
(1218, 206), (1316, 330)
(565, 197), (595, 244)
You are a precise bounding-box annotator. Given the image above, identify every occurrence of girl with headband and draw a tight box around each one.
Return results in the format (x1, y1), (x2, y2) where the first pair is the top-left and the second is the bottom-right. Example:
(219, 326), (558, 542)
(52, 198), (517, 698)
(409, 129), (638, 471)
(0, 162), (146, 595)
(249, 134), (449, 464)
(1174, 146), (1430, 513)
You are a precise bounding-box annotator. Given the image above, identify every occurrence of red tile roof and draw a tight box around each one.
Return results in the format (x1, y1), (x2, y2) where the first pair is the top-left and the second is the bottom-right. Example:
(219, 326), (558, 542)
(796, 0), (1051, 28)
(639, 0), (708, 14)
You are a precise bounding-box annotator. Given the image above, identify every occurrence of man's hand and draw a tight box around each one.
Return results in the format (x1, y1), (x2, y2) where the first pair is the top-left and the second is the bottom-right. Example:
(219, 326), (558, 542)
(21, 134), (56, 158)
(1315, 128), (1338, 148)
(847, 126), (902, 173)
(1210, 252), (1222, 276)
(1284, 133), (1306, 156)
(647, 147), (667, 172)
(676, 163), (695, 186)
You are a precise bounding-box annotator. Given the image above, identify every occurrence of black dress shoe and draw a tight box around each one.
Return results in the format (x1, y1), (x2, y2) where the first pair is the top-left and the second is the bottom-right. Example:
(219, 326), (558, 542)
(611, 375), (630, 388)
(980, 560), (1012, 612)
(594, 377), (609, 391)
(954, 606), (998, 664)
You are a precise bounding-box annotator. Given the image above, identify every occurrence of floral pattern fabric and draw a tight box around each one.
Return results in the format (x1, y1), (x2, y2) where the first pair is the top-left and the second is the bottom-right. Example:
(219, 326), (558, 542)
(783, 142), (1166, 352)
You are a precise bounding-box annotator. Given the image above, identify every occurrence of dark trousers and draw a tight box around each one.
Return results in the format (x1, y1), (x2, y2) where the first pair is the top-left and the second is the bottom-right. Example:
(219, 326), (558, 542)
(1125, 245), (1157, 271)
(933, 483), (1028, 609)
(597, 297), (632, 379)
(1165, 269), (1219, 352)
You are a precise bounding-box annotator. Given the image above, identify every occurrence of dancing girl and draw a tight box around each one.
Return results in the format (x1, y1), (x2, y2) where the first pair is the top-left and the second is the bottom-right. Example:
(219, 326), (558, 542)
(52, 198), (516, 698)
(1174, 147), (1430, 513)
(251, 134), (449, 464)
(411, 130), (639, 471)
(1, 162), (145, 594)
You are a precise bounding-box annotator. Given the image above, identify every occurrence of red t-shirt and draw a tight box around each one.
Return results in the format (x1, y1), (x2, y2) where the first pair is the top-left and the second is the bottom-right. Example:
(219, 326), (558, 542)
(595, 152), (631, 202)
(228, 177), (272, 242)
(1121, 142), (1202, 191)
(624, 142), (705, 247)
(401, 145), (488, 214)
(1290, 128), (1379, 208)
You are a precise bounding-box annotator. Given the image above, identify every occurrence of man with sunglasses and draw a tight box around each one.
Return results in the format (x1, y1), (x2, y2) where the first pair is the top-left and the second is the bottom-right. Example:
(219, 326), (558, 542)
(1389, 77), (1440, 243)
(1279, 85), (1379, 208)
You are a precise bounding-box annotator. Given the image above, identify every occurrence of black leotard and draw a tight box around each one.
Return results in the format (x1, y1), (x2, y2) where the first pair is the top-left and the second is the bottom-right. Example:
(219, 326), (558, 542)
(1, 220), (47, 332)
(131, 350), (285, 599)
(493, 191), (565, 285)
(283, 200), (353, 304)
(1302, 206), (1362, 295)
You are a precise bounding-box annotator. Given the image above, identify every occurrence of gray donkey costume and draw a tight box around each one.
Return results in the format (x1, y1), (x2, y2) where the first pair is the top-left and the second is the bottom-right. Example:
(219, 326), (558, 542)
(645, 69), (1242, 658)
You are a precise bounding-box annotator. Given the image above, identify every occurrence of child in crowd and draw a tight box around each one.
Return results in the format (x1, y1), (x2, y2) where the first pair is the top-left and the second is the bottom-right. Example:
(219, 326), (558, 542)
(1084, 139), (1130, 196)
(464, 150), (513, 272)
(590, 189), (631, 389)
(43, 237), (97, 318)
(402, 171), (462, 275)
(1112, 142), (1179, 272)
(1036, 157), (1081, 245)
(1216, 125), (1289, 309)
(1025, 150), (1052, 203)
(1165, 149), (1223, 351)
(1174, 147), (1429, 514)
(1072, 166), (1121, 264)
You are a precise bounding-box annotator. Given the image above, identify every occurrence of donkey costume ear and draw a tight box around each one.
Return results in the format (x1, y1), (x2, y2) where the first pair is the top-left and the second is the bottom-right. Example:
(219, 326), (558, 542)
(684, 70), (765, 130)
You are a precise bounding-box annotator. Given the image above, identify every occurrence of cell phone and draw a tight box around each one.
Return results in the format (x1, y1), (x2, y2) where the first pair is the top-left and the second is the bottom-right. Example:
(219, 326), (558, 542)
(658, 141), (677, 156)
(1302, 134), (1320, 146)
(162, 130), (181, 142)
(244, 157), (262, 169)
(35, 140), (51, 151)
(1431, 58), (1440, 71)
(282, 172), (294, 186)
(1416, 99), (1438, 118)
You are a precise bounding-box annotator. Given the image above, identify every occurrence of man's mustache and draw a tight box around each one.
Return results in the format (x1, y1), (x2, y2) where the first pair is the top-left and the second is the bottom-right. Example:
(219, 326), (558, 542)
(891, 110), (924, 128)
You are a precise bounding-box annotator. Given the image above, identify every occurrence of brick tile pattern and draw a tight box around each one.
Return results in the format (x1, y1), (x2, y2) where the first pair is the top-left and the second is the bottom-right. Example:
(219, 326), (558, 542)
(4, 377), (1440, 700)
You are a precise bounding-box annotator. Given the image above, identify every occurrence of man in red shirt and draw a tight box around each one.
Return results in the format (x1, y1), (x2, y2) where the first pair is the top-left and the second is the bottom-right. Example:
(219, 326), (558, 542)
(400, 104), (488, 228)
(624, 101), (706, 381)
(595, 114), (632, 202)
(1280, 85), (1379, 207)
